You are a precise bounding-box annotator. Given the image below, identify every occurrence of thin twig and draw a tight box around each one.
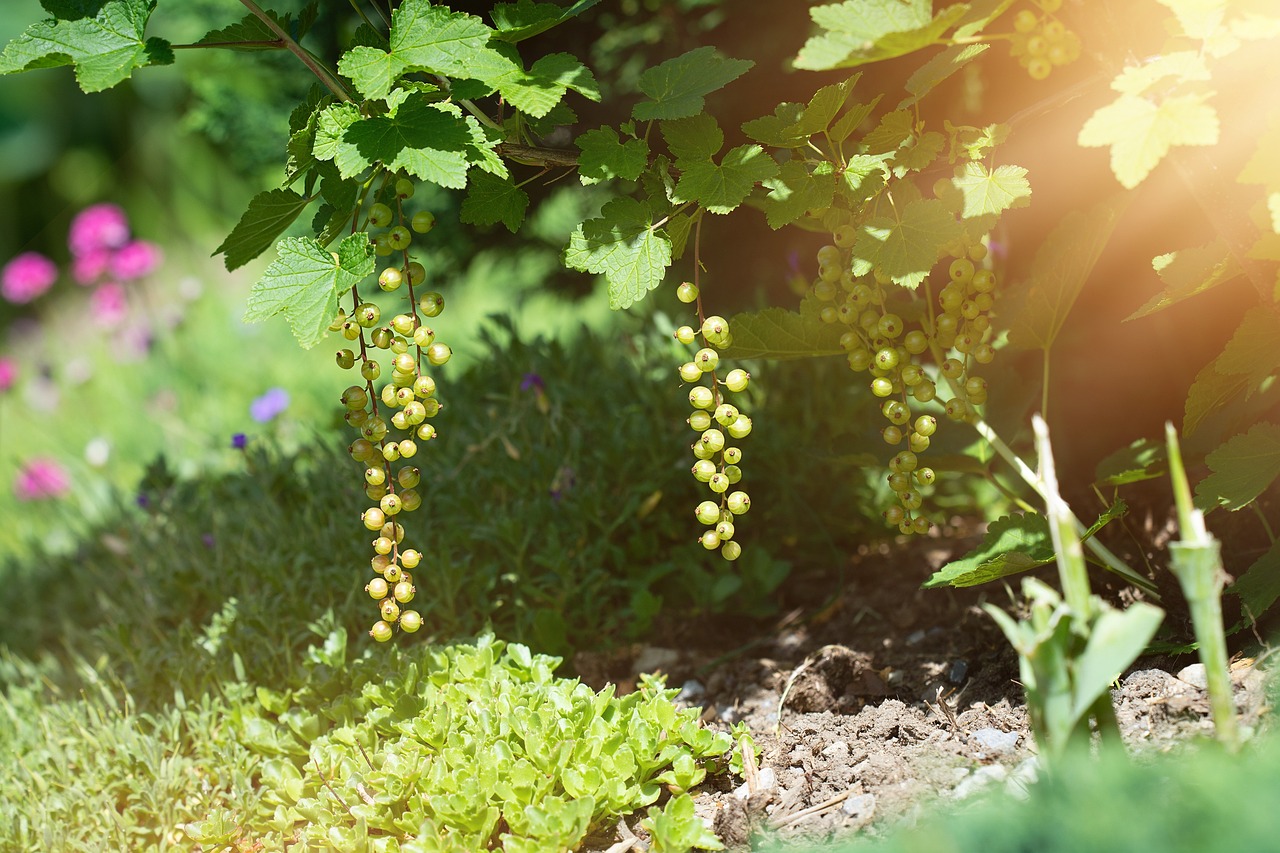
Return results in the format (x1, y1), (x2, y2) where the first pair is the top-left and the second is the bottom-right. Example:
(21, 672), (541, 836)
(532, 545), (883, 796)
(239, 0), (353, 103)
(312, 756), (351, 813)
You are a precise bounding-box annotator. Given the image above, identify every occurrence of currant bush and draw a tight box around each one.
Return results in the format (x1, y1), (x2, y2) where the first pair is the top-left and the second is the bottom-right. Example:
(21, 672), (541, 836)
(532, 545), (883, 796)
(334, 176), (447, 640)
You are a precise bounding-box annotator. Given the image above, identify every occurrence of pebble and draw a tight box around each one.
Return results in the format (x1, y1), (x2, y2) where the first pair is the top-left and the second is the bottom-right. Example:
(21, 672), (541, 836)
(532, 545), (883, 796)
(905, 629), (928, 646)
(821, 740), (850, 761)
(633, 646), (680, 674)
(1176, 664), (1208, 690)
(970, 727), (1020, 756)
(842, 792), (877, 821)
(675, 679), (706, 704)
(734, 767), (779, 800)
(948, 659), (969, 684)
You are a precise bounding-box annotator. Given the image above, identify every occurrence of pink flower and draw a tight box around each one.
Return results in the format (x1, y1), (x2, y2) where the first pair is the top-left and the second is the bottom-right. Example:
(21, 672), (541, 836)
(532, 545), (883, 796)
(69, 203), (129, 257)
(91, 282), (128, 326)
(72, 248), (112, 285)
(0, 357), (15, 392)
(110, 240), (161, 280)
(14, 457), (71, 500)
(1, 252), (57, 303)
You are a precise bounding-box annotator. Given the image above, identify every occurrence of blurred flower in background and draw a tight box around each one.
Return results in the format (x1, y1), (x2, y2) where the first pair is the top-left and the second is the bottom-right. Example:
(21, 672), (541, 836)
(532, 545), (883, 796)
(68, 203), (129, 257)
(13, 458), (70, 501)
(1, 252), (57, 303)
(250, 387), (290, 423)
(0, 357), (15, 392)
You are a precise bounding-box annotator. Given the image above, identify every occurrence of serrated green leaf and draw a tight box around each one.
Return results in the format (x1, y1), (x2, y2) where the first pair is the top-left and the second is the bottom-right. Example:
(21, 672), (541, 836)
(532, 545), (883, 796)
(215, 189), (312, 272)
(244, 233), (374, 349)
(953, 0), (1018, 38)
(337, 45), (399, 100)
(951, 162), (1032, 218)
(893, 130), (945, 176)
(1194, 422), (1280, 511)
(718, 307), (845, 360)
(564, 197), (671, 309)
(331, 98), (483, 187)
(761, 160), (837, 229)
(1227, 536), (1280, 625)
(673, 144), (777, 215)
(460, 171), (529, 232)
(795, 73), (863, 136)
(392, 0), (495, 77)
(312, 103), (363, 170)
(863, 109), (916, 154)
(1006, 196), (1126, 350)
(923, 514), (1055, 588)
(667, 208), (700, 261)
(0, 0), (172, 92)
(741, 102), (809, 148)
(850, 197), (962, 288)
(490, 0), (602, 42)
(1094, 437), (1167, 486)
(795, 0), (969, 71)
(1079, 92), (1220, 189)
(900, 43), (990, 108)
(829, 96), (882, 143)
(577, 126), (649, 185)
(633, 46), (752, 121)
(1128, 240), (1241, 320)
(1183, 362), (1251, 439)
(494, 52), (600, 118)
(195, 7), (314, 51)
(660, 114), (721, 162)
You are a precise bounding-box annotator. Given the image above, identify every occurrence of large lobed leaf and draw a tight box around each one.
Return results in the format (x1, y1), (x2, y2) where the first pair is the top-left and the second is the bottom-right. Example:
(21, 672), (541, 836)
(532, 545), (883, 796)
(215, 189), (312, 272)
(1194, 421), (1280, 512)
(718, 307), (846, 360)
(850, 197), (962, 289)
(244, 233), (375, 348)
(1079, 92), (1219, 190)
(564, 197), (672, 309)
(0, 0), (172, 92)
(632, 46), (752, 121)
(795, 0), (969, 71)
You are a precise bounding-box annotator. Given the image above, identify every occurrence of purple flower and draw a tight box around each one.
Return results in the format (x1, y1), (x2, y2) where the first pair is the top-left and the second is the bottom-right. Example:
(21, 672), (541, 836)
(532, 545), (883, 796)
(14, 458), (70, 501)
(2, 252), (57, 303)
(90, 282), (128, 326)
(110, 240), (162, 280)
(136, 493), (150, 509)
(0, 357), (15, 392)
(69, 204), (130, 257)
(201, 533), (216, 549)
(520, 372), (544, 392)
(249, 388), (290, 423)
(231, 433), (248, 450)
(72, 248), (111, 285)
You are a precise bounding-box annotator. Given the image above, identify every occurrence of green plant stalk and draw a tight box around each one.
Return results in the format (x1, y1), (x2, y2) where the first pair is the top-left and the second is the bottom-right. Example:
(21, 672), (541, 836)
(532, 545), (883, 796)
(239, 0), (354, 103)
(1033, 415), (1092, 618)
(1165, 423), (1239, 750)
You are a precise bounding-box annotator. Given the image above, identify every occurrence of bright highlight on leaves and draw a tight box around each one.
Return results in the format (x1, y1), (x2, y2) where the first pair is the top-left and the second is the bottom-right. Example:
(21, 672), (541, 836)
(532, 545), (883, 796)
(1079, 93), (1220, 189)
(1128, 240), (1240, 320)
(950, 162), (1032, 220)
(0, 0), (172, 92)
(795, 0), (969, 71)
(576, 127), (649, 185)
(564, 197), (672, 309)
(850, 197), (963, 288)
(245, 233), (375, 348)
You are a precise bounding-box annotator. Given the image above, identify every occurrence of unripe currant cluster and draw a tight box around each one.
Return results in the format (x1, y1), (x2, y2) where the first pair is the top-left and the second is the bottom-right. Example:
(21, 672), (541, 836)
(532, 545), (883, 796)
(1010, 0), (1081, 80)
(332, 175), (447, 641)
(675, 281), (752, 561)
(808, 225), (1000, 535)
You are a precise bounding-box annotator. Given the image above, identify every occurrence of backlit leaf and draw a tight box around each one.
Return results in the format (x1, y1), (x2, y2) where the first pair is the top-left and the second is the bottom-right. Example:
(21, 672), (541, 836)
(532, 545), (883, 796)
(215, 189), (313, 272)
(244, 233), (374, 348)
(761, 161), (837, 229)
(900, 43), (990, 108)
(795, 0), (969, 71)
(850, 197), (962, 289)
(950, 162), (1031, 219)
(1079, 92), (1219, 189)
(1128, 240), (1241, 320)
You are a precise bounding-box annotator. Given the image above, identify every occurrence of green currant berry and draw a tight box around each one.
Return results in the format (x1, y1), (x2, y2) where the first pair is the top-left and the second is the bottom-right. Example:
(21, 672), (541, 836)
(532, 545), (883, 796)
(900, 489), (923, 510)
(882, 425), (903, 445)
(345, 409), (369, 429)
(911, 380), (937, 403)
(874, 347), (900, 371)
(369, 203), (394, 228)
(411, 210), (436, 233)
(366, 483), (388, 501)
(418, 291), (444, 317)
(695, 348), (720, 372)
(407, 261), (427, 286)
(380, 521), (404, 543)
(387, 226), (412, 250)
(367, 577), (389, 599)
(902, 330), (928, 355)
(426, 343), (452, 365)
(949, 257), (975, 283)
(361, 418), (388, 443)
(708, 473), (730, 494)
(723, 464), (742, 484)
(688, 410), (713, 431)
(900, 364), (925, 387)
(400, 489), (422, 511)
(381, 442), (401, 462)
(689, 386), (714, 409)
(373, 234), (393, 257)
(912, 516), (931, 534)
(370, 620), (394, 642)
(360, 361), (380, 383)
(816, 244), (842, 267)
(350, 439), (376, 462)
(871, 377), (894, 397)
(833, 225), (857, 249)
(365, 467), (387, 486)
(1014, 8), (1039, 32)
(701, 315), (728, 341)
(380, 598), (401, 622)
(679, 362), (703, 383)
(371, 327), (393, 349)
(380, 267), (404, 292)
(887, 471), (911, 492)
(384, 564), (403, 583)
(363, 507), (387, 530)
(388, 313), (413, 335)
(814, 277), (839, 300)
(724, 368), (750, 393)
(398, 440), (418, 459)
(945, 398), (969, 420)
(413, 375), (436, 398)
(895, 451), (918, 472)
(701, 428), (726, 453)
(700, 530), (721, 550)
(727, 415), (752, 439)
(399, 610), (422, 632)
(372, 553), (393, 574)
(908, 432), (930, 453)
(877, 314), (904, 339)
(341, 385), (368, 409)
(721, 540), (742, 561)
(940, 358), (964, 380)
(416, 423), (437, 441)
(723, 446), (743, 464)
(714, 404), (739, 426)
(692, 459), (717, 482)
(884, 505), (905, 525)
(715, 520), (735, 540)
(400, 548), (422, 568)
(916, 467), (937, 486)
(677, 282), (699, 303)
(336, 349), (356, 369)
(675, 325), (697, 345)
(356, 303), (381, 327)
(421, 398), (441, 417)
(964, 376), (988, 397)
(691, 441), (715, 461)
(848, 349), (873, 372)
(394, 581), (415, 603)
(696, 500), (720, 525)
(726, 490), (750, 515)
(395, 178), (415, 199)
(373, 536), (394, 555)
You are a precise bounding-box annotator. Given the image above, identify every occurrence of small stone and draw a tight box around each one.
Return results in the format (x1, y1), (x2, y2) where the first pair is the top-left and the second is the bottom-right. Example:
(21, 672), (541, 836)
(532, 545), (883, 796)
(676, 679), (706, 704)
(633, 646), (680, 674)
(736, 766), (778, 800)
(906, 629), (927, 646)
(1176, 664), (1208, 690)
(842, 792), (876, 822)
(948, 659), (969, 684)
(970, 727), (1020, 755)
(821, 740), (850, 761)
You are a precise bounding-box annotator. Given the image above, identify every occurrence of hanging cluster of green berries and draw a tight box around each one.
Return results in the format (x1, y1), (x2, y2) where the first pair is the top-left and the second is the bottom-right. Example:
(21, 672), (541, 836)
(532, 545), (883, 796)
(1010, 0), (1081, 80)
(331, 176), (446, 641)
(808, 225), (1000, 535)
(674, 281), (752, 561)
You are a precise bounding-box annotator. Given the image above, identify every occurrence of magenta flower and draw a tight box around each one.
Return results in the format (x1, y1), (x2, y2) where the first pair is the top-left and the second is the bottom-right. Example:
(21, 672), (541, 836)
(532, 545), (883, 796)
(72, 248), (112, 285)
(110, 240), (162, 280)
(90, 282), (128, 326)
(0, 357), (15, 392)
(250, 387), (290, 422)
(69, 203), (129, 257)
(1, 252), (57, 303)
(14, 457), (71, 501)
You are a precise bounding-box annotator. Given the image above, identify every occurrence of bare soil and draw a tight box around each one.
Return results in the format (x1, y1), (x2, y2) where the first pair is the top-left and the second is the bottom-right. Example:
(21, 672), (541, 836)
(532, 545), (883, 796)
(574, 526), (1273, 850)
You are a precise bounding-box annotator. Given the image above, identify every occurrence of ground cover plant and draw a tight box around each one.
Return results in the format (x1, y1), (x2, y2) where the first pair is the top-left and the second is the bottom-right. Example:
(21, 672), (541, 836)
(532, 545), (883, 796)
(2, 0), (1280, 850)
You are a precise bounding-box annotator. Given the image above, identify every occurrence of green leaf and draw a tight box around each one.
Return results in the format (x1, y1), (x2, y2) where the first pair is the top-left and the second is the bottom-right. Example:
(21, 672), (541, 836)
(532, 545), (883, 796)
(195, 7), (314, 51)
(495, 52), (600, 118)
(795, 0), (969, 71)
(244, 233), (375, 349)
(1184, 307), (1280, 435)
(576, 126), (649, 185)
(0, 0), (172, 92)
(391, 0), (495, 77)
(673, 145), (777, 215)
(328, 98), (487, 188)
(1094, 437), (1167, 486)
(1227, 536), (1280, 625)
(1194, 422), (1280, 511)
(1006, 196), (1127, 350)
(215, 189), (313, 272)
(741, 102), (809, 148)
(1079, 92), (1220, 189)
(950, 162), (1032, 219)
(1128, 240), (1241, 320)
(1071, 603), (1164, 720)
(760, 160), (837, 229)
(460, 171), (529, 232)
(337, 45), (399, 100)
(490, 0), (602, 42)
(795, 73), (863, 136)
(564, 197), (672, 309)
(717, 307), (846, 360)
(633, 46), (753, 121)
(850, 197), (962, 289)
(923, 513), (1056, 588)
(900, 43), (990, 108)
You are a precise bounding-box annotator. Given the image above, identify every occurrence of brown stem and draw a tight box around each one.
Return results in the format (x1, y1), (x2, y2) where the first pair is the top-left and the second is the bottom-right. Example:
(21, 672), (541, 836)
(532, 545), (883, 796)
(238, 0), (353, 103)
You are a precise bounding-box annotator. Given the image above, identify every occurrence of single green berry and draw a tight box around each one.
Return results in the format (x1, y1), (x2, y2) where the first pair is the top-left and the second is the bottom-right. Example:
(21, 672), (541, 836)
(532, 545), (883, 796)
(688, 410), (713, 431)
(367, 577), (389, 599)
(696, 500), (720, 525)
(407, 261), (427, 286)
(727, 415), (753, 439)
(368, 203), (394, 228)
(395, 178), (415, 199)
(363, 507), (387, 530)
(336, 349), (356, 369)
(399, 610), (423, 632)
(675, 325), (697, 345)
(724, 368), (750, 393)
(394, 581), (415, 603)
(370, 620), (394, 642)
(411, 210), (436, 233)
(721, 540), (742, 561)
(419, 292), (444, 317)
(699, 529), (721, 550)
(679, 362), (703, 383)
(379, 267), (404, 292)
(426, 343), (452, 365)
(723, 446), (742, 464)
(677, 282), (699, 303)
(388, 225), (412, 250)
(726, 490), (750, 515)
